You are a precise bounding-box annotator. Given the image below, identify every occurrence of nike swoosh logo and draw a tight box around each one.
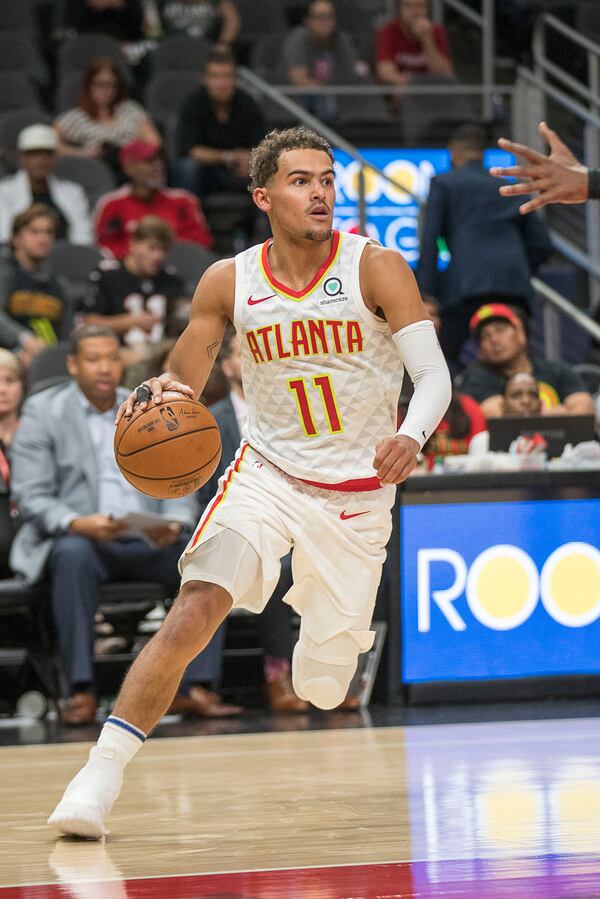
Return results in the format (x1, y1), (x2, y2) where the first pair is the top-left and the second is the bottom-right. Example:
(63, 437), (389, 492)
(340, 510), (370, 520)
(248, 294), (276, 305)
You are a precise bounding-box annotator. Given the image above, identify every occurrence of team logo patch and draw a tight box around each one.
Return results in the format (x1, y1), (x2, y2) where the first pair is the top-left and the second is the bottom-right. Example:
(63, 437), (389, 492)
(323, 277), (343, 297)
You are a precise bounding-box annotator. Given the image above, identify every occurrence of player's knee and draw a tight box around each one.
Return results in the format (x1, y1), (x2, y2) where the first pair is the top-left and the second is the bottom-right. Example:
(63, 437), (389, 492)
(159, 581), (231, 658)
(292, 630), (363, 710)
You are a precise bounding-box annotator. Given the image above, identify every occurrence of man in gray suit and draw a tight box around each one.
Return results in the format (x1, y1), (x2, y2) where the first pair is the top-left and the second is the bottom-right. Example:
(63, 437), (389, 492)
(11, 324), (240, 724)
(418, 123), (553, 364)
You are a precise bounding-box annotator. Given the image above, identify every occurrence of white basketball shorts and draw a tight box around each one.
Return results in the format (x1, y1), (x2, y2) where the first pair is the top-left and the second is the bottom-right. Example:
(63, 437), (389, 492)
(179, 443), (395, 649)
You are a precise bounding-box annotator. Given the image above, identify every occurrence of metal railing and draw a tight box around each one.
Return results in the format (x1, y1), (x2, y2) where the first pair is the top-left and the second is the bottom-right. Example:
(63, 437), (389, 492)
(240, 67), (599, 363)
(430, 0), (495, 118)
(528, 14), (600, 314)
(239, 66), (422, 233)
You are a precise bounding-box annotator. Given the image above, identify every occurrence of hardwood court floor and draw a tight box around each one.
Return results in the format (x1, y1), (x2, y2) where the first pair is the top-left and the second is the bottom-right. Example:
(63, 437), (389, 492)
(2, 718), (600, 897)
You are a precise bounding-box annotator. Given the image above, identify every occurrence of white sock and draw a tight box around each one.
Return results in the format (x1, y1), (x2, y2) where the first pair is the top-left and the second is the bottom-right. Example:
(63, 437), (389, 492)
(88, 715), (146, 770)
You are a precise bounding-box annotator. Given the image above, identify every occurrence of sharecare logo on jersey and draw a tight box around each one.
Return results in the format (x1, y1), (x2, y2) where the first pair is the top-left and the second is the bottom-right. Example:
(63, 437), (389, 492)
(245, 318), (364, 364)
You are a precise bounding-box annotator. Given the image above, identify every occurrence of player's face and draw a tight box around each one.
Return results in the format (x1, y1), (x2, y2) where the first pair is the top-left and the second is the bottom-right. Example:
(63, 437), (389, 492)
(13, 216), (55, 264)
(478, 320), (526, 366)
(67, 336), (122, 409)
(0, 365), (23, 416)
(503, 373), (542, 415)
(129, 237), (167, 277)
(256, 149), (335, 242)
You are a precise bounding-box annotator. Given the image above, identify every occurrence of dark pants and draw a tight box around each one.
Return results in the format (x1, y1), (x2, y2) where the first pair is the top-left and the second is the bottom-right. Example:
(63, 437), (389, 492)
(47, 534), (221, 693)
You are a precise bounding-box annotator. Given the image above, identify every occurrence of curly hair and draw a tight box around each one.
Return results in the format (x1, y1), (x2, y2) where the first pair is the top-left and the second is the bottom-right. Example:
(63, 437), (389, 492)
(248, 126), (334, 192)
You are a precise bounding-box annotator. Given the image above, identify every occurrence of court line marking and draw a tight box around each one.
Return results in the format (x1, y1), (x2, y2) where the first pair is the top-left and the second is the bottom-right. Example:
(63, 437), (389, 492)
(8, 851), (600, 890)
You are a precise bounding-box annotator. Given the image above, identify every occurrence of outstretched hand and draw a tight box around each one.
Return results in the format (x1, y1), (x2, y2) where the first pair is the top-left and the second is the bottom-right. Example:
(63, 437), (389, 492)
(489, 121), (589, 213)
(373, 435), (419, 485)
(115, 373), (195, 424)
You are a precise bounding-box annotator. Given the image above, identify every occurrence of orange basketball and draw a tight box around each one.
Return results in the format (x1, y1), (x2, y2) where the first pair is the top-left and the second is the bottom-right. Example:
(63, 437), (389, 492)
(114, 394), (221, 499)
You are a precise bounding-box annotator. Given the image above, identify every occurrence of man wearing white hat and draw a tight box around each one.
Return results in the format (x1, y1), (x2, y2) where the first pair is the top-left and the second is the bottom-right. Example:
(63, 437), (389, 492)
(0, 125), (92, 246)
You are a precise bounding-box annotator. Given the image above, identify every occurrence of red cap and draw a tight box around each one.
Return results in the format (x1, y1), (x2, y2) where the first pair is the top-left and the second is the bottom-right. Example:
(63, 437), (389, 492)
(469, 303), (521, 339)
(119, 140), (162, 166)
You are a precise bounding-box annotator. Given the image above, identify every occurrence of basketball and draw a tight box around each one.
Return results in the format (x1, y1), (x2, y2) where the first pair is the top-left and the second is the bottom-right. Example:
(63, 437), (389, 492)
(114, 393), (221, 499)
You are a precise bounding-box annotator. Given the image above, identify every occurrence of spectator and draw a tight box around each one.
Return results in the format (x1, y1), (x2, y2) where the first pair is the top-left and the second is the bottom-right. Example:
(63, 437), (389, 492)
(197, 331), (309, 713)
(418, 123), (553, 364)
(85, 216), (186, 349)
(60, 0), (144, 42)
(158, 0), (240, 45)
(457, 303), (595, 418)
(94, 140), (212, 259)
(0, 126), (92, 246)
(0, 350), (24, 453)
(10, 324), (240, 724)
(283, 0), (368, 91)
(0, 349), (25, 576)
(54, 58), (161, 176)
(413, 295), (487, 467)
(376, 0), (454, 85)
(175, 47), (266, 200)
(0, 205), (74, 368)
(502, 371), (542, 416)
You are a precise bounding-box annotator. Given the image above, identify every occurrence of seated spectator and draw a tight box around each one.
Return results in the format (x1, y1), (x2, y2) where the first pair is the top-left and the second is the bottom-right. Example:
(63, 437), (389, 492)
(175, 47), (266, 200)
(502, 371), (542, 416)
(196, 330), (309, 713)
(85, 216), (186, 350)
(376, 0), (454, 85)
(0, 350), (24, 453)
(158, 0), (240, 45)
(281, 0), (369, 124)
(95, 140), (212, 259)
(0, 349), (24, 576)
(408, 295), (487, 467)
(54, 58), (161, 176)
(457, 303), (595, 418)
(0, 205), (74, 368)
(0, 126), (92, 246)
(60, 0), (144, 42)
(10, 324), (240, 724)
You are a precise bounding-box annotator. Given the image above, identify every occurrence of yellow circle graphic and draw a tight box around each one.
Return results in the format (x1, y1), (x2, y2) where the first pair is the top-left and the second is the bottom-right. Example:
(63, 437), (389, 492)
(475, 557), (531, 620)
(541, 543), (600, 626)
(467, 545), (539, 630)
(383, 160), (419, 203)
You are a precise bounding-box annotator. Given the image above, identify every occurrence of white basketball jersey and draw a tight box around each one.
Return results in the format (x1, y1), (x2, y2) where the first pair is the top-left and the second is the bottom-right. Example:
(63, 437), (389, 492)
(233, 231), (404, 489)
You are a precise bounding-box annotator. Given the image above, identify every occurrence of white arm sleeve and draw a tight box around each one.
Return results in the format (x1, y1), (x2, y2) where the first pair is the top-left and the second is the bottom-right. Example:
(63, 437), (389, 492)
(393, 319), (452, 450)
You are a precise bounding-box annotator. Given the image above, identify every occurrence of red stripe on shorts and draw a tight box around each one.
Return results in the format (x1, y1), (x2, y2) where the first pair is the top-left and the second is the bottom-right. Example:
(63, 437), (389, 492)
(188, 443), (250, 550)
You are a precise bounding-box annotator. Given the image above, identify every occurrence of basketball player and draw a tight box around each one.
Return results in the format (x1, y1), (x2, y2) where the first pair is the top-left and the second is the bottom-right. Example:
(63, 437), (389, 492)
(49, 126), (451, 839)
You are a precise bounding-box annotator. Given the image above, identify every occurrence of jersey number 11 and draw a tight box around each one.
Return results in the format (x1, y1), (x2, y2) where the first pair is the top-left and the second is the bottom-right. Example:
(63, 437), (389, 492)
(288, 375), (343, 438)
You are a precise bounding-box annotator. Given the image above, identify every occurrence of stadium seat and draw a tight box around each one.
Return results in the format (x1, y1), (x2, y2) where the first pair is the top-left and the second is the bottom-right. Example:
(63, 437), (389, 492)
(26, 343), (71, 397)
(53, 156), (117, 208)
(572, 363), (600, 396)
(57, 32), (130, 79)
(249, 34), (287, 83)
(401, 74), (479, 145)
(0, 33), (49, 93)
(54, 71), (85, 114)
(0, 74), (40, 118)
(0, 0), (36, 33)
(151, 35), (213, 74)
(166, 241), (219, 295)
(144, 72), (200, 133)
(233, 0), (289, 57)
